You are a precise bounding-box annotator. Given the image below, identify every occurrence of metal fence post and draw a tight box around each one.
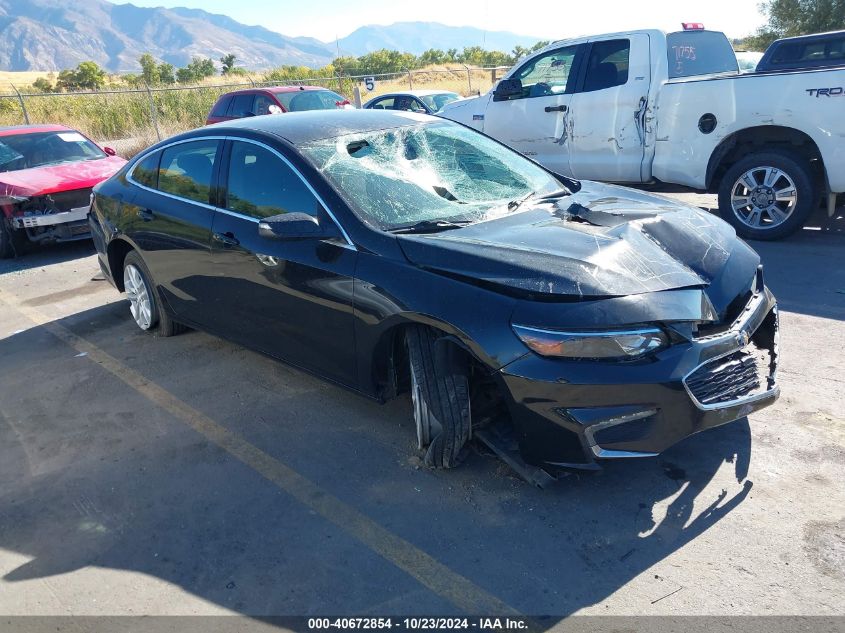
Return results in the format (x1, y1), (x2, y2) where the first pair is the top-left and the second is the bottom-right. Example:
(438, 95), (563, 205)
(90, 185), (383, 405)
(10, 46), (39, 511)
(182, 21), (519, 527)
(10, 84), (29, 124)
(462, 65), (472, 94)
(145, 84), (161, 141)
(407, 69), (413, 89)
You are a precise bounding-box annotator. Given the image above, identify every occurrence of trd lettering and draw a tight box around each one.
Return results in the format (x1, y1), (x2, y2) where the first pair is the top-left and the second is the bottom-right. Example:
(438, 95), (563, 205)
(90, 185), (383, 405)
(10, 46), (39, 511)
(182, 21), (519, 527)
(806, 87), (845, 97)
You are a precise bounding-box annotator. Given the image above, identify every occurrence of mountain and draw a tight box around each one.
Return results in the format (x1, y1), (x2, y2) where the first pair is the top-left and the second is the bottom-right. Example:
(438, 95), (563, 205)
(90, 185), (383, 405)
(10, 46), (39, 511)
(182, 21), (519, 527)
(0, 0), (336, 72)
(0, 0), (542, 73)
(337, 22), (542, 57)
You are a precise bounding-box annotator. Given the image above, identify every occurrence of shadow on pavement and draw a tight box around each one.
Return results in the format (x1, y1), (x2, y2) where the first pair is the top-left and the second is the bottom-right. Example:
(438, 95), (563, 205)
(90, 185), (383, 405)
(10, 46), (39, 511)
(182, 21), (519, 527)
(750, 229), (845, 321)
(0, 302), (753, 621)
(0, 240), (96, 276)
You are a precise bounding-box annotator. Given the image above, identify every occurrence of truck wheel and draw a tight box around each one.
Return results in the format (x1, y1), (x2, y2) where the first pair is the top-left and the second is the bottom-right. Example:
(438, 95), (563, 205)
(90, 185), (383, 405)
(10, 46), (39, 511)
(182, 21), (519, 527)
(406, 326), (471, 469)
(718, 150), (815, 240)
(0, 219), (24, 259)
(122, 251), (186, 337)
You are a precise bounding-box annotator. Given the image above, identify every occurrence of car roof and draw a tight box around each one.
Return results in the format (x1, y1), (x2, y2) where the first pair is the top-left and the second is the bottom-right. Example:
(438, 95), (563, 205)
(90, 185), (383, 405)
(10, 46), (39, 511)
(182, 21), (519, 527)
(767, 29), (844, 44)
(373, 89), (458, 97)
(220, 85), (330, 97)
(0, 123), (72, 137)
(206, 109), (436, 144)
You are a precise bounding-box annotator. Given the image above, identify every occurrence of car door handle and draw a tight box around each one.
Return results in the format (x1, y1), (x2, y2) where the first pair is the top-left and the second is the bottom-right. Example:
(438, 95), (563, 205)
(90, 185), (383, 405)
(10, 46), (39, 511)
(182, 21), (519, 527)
(544, 105), (568, 113)
(138, 208), (154, 222)
(213, 231), (240, 247)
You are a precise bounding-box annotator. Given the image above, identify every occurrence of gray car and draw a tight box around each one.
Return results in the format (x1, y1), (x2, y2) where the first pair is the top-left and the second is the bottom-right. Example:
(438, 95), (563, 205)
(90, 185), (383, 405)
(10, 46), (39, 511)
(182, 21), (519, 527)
(363, 90), (461, 115)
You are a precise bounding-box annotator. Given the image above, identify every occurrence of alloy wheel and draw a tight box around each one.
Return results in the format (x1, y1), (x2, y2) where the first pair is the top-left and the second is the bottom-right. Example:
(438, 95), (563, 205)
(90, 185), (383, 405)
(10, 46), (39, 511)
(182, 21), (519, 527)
(730, 166), (798, 230)
(123, 264), (153, 330)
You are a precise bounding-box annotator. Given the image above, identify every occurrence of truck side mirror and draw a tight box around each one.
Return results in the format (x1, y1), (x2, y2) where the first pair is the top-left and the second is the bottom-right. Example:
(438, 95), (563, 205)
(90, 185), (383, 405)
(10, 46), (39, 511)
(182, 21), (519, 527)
(493, 78), (523, 101)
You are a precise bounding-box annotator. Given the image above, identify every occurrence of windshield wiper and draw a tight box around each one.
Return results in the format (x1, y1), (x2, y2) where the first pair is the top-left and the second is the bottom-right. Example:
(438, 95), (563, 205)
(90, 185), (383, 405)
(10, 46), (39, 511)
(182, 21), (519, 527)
(536, 188), (571, 201)
(507, 188), (571, 213)
(389, 219), (472, 234)
(507, 191), (535, 212)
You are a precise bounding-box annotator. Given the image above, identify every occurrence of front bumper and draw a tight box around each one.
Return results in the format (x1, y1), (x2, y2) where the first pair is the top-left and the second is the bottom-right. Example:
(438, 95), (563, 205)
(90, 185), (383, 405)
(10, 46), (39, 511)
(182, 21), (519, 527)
(499, 279), (779, 469)
(11, 206), (90, 229)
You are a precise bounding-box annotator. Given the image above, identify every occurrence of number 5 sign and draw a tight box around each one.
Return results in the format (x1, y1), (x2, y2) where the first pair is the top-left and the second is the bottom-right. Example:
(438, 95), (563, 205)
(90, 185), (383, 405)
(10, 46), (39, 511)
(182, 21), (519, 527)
(364, 76), (376, 92)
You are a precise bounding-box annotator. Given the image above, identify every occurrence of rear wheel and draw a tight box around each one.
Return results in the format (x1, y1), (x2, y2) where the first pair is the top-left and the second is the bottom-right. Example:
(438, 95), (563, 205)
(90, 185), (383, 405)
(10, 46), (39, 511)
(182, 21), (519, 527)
(122, 251), (186, 336)
(406, 326), (472, 468)
(718, 150), (815, 240)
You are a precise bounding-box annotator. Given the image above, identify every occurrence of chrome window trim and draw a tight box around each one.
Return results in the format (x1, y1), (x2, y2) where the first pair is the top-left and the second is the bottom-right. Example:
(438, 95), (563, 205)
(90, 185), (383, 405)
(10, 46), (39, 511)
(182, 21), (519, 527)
(226, 137), (354, 247)
(126, 136), (226, 211)
(126, 134), (355, 247)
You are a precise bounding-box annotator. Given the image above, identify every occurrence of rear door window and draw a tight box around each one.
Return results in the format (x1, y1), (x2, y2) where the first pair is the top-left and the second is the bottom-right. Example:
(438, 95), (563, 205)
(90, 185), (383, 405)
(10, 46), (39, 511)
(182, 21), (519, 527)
(133, 151), (160, 188)
(582, 39), (630, 92)
(667, 31), (739, 78)
(158, 140), (219, 204)
(210, 95), (232, 118)
(771, 37), (845, 65)
(229, 94), (255, 117)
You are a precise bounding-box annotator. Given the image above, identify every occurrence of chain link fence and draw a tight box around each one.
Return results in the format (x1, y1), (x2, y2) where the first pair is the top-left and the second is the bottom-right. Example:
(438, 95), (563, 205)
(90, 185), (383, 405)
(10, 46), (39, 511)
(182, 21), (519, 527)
(0, 66), (510, 156)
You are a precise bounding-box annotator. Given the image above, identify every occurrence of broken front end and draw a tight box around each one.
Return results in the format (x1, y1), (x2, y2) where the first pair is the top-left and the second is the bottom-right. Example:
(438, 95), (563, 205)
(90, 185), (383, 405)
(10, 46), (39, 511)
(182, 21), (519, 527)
(1, 188), (93, 246)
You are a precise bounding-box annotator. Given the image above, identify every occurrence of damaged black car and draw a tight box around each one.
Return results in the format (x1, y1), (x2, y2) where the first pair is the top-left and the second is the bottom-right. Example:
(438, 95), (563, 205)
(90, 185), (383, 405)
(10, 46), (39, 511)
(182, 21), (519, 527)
(89, 110), (779, 476)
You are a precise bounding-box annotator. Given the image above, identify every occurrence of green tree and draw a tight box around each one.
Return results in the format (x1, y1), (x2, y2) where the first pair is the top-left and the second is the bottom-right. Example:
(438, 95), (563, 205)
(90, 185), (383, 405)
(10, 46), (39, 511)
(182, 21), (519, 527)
(32, 77), (56, 93)
(332, 55), (361, 76)
(158, 62), (176, 84)
(745, 0), (845, 50)
(56, 61), (106, 90)
(220, 53), (237, 75)
(139, 53), (160, 85)
(176, 57), (217, 83)
(419, 48), (447, 65)
(511, 45), (530, 63)
(445, 48), (458, 62)
(530, 40), (550, 53)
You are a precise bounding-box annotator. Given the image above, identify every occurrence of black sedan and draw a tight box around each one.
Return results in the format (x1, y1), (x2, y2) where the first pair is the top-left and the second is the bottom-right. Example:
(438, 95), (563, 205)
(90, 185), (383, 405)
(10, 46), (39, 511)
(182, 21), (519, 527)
(89, 110), (779, 473)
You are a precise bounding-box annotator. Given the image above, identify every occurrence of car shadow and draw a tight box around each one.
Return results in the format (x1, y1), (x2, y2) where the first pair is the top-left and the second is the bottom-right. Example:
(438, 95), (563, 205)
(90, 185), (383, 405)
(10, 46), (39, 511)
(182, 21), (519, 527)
(0, 239), (96, 276)
(749, 227), (845, 321)
(0, 302), (754, 622)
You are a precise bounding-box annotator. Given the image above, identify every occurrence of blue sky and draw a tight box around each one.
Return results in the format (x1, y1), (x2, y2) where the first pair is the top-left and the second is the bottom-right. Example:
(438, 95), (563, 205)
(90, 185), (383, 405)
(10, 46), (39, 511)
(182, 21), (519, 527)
(111, 0), (767, 42)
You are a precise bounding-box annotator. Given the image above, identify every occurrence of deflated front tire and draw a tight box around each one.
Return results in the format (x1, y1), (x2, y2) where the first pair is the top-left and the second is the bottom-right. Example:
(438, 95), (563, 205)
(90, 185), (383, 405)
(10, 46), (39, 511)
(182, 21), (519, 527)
(406, 326), (472, 468)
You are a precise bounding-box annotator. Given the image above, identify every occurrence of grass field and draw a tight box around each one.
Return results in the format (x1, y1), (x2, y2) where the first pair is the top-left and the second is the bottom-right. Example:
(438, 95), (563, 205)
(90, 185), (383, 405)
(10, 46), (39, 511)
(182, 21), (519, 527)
(0, 66), (501, 154)
(0, 71), (53, 91)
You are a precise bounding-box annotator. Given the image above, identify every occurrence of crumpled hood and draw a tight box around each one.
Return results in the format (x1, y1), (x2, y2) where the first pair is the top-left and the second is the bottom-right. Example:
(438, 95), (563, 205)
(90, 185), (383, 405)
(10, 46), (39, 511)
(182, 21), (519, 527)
(0, 156), (126, 198)
(397, 181), (760, 311)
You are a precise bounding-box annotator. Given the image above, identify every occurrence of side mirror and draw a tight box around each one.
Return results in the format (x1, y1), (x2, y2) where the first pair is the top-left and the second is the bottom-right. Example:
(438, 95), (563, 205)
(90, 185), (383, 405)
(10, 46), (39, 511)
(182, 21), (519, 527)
(493, 78), (523, 101)
(103, 146), (117, 156)
(258, 212), (338, 240)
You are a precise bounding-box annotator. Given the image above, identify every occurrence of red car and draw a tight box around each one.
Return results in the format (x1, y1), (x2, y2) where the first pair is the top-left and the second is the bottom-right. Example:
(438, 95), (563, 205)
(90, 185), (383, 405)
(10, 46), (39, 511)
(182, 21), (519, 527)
(0, 124), (126, 258)
(206, 86), (351, 125)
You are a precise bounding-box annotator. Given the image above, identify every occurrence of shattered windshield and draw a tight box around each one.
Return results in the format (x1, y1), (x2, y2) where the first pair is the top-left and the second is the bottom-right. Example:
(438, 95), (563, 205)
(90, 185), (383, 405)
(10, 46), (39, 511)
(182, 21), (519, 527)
(301, 121), (564, 230)
(0, 131), (105, 173)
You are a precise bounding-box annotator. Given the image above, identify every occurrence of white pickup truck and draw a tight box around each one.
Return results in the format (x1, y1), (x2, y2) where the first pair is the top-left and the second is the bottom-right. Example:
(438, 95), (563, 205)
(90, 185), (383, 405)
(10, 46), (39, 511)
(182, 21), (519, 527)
(439, 26), (845, 239)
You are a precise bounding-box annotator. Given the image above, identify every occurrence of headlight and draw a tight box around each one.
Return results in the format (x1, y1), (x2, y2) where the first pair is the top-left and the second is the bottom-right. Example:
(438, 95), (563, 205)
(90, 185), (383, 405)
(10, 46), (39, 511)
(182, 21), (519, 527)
(512, 324), (668, 359)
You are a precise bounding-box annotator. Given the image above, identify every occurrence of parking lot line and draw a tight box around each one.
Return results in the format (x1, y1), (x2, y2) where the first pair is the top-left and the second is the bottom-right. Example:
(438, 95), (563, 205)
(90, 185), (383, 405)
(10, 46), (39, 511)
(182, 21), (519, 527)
(0, 289), (521, 617)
